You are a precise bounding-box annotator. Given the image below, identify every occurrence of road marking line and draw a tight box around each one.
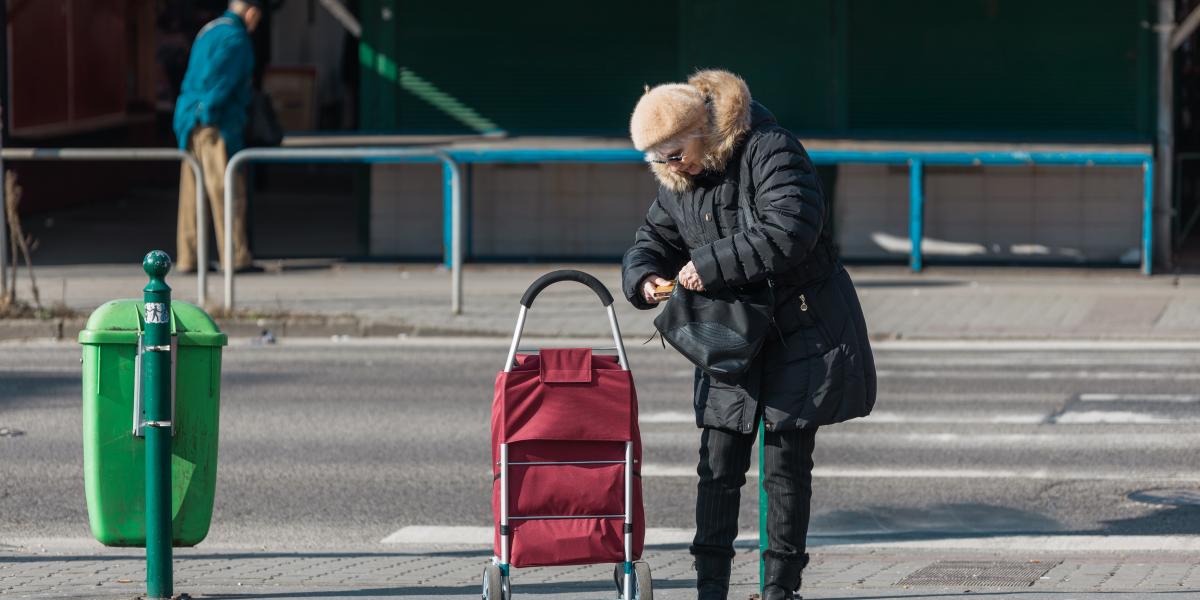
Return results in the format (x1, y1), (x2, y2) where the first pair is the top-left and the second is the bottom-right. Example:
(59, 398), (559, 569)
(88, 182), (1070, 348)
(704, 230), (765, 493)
(219, 338), (1200, 351)
(811, 534), (1200, 552)
(876, 357), (1200, 367)
(865, 412), (1047, 424)
(640, 411), (694, 424)
(877, 369), (1200, 380)
(822, 431), (1200, 447)
(872, 392), (1069, 403)
(645, 411), (1068, 426)
(640, 465), (1200, 481)
(1079, 393), (1200, 403)
(380, 528), (1200, 553)
(872, 340), (1200, 351)
(1051, 411), (1184, 424)
(381, 526), (755, 546)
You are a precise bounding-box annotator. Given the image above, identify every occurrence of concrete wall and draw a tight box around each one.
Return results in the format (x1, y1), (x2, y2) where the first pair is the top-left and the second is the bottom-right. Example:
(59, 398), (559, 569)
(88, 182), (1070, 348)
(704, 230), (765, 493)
(469, 164), (656, 258)
(369, 164), (443, 257)
(370, 163), (1145, 264)
(369, 163), (656, 259)
(835, 165), (1144, 264)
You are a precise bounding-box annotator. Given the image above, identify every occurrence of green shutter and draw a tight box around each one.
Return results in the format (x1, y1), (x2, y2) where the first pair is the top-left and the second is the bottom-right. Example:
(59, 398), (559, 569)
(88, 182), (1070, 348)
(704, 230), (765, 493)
(358, 0), (1155, 141)
(678, 0), (845, 134)
(844, 0), (1154, 140)
(382, 1), (680, 134)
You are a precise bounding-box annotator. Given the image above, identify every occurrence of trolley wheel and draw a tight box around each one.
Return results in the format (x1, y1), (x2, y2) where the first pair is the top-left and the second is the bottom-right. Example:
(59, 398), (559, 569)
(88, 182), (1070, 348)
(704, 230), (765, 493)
(613, 561), (653, 600)
(482, 564), (509, 600)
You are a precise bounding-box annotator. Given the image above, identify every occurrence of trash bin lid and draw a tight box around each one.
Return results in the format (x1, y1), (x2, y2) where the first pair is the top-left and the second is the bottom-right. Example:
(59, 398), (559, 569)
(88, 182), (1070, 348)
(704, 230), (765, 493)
(77, 299), (228, 347)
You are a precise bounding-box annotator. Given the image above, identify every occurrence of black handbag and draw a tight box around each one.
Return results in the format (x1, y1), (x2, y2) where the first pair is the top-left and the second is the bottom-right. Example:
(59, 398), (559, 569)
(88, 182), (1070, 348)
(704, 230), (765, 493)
(244, 91), (284, 148)
(652, 190), (776, 383)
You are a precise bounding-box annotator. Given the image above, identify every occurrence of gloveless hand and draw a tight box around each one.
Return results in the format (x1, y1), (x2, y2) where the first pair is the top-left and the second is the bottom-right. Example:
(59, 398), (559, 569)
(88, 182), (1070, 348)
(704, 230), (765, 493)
(641, 274), (672, 304)
(677, 261), (705, 292)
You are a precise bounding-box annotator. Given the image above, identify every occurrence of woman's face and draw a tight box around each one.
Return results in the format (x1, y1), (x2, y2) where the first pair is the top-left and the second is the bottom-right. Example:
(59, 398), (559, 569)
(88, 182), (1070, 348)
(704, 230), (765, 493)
(656, 134), (705, 177)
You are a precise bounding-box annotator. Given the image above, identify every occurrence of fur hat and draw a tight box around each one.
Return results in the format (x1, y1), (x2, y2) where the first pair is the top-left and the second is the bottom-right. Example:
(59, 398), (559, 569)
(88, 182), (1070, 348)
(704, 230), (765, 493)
(629, 84), (707, 152)
(630, 70), (753, 192)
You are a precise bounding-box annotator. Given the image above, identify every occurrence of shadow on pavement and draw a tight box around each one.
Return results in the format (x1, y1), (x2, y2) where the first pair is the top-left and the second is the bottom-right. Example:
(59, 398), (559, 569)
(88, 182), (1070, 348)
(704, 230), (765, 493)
(198, 579), (695, 598)
(809, 501), (1200, 546)
(0, 373), (79, 406)
(852, 279), (968, 289)
(810, 593), (1199, 599)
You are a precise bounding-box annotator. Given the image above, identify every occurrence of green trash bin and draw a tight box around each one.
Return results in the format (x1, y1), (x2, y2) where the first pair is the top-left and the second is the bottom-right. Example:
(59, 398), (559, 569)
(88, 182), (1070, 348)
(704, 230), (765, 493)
(78, 299), (227, 547)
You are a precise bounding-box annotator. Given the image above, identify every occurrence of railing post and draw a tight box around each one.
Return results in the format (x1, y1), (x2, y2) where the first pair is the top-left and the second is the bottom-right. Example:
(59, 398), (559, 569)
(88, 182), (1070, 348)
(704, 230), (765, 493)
(443, 160), (454, 270)
(0, 148), (206, 304)
(223, 148), (464, 314)
(223, 151), (243, 311)
(1143, 159), (1155, 275)
(908, 158), (925, 272)
(141, 250), (174, 599)
(446, 157), (464, 315)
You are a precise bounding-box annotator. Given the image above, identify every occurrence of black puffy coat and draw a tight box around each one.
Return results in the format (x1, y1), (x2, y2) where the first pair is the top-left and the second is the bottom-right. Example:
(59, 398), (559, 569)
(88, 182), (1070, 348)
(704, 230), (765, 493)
(621, 100), (876, 434)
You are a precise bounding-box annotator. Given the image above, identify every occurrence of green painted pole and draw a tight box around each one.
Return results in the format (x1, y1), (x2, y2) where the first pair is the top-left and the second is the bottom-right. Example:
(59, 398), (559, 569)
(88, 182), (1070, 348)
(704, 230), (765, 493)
(758, 420), (766, 593)
(142, 251), (173, 599)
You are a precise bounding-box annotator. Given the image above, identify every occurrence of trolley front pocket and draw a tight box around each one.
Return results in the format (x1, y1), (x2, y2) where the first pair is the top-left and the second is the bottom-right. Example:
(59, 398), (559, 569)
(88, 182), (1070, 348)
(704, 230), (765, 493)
(505, 517), (630, 567)
(506, 463), (627, 517)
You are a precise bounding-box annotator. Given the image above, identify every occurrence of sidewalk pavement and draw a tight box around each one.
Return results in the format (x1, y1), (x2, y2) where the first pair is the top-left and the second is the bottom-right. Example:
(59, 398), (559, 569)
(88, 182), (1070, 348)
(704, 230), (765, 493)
(3, 540), (1199, 599)
(3, 262), (1200, 341)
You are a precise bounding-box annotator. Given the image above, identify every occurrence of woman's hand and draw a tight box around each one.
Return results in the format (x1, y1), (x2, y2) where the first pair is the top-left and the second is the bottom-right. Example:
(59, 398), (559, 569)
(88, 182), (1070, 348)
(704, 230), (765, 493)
(641, 274), (672, 304)
(677, 261), (705, 292)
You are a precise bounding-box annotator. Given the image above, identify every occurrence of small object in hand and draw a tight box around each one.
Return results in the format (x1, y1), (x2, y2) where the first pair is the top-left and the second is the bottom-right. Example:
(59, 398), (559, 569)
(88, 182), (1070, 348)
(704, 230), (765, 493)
(653, 281), (676, 301)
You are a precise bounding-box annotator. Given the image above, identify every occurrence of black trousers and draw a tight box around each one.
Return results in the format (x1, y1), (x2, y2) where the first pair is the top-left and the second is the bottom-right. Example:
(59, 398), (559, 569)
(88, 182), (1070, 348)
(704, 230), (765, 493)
(690, 422), (818, 562)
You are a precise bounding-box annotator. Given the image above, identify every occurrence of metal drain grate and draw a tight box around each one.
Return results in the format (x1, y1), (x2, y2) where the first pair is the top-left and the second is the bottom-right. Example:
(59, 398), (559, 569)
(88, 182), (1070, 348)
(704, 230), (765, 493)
(897, 560), (1058, 588)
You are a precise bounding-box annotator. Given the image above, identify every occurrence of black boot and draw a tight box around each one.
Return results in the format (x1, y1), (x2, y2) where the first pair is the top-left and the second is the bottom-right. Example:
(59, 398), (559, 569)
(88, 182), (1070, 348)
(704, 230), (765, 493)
(762, 554), (808, 600)
(694, 553), (732, 600)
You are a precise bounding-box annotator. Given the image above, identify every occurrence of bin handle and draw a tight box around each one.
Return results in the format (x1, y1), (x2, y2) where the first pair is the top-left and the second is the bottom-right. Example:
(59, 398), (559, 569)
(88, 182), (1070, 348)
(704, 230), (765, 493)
(519, 270), (614, 309)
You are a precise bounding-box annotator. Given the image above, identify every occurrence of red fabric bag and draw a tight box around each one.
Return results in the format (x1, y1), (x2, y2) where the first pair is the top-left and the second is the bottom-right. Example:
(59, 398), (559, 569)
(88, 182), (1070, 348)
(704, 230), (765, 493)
(491, 348), (645, 567)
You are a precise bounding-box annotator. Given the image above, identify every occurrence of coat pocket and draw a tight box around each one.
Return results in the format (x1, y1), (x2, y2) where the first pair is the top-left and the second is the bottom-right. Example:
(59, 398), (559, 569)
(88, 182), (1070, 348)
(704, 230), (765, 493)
(762, 342), (848, 430)
(693, 370), (755, 433)
(775, 287), (837, 349)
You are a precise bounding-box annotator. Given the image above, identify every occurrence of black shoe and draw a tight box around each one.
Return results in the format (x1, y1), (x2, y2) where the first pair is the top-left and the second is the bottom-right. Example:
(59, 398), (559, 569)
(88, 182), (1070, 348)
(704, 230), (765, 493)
(694, 554), (732, 600)
(762, 554), (808, 600)
(234, 264), (265, 274)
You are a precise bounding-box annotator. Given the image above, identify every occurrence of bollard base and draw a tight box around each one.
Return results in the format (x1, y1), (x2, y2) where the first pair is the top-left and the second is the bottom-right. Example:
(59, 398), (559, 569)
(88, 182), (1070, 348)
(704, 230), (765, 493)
(135, 594), (190, 600)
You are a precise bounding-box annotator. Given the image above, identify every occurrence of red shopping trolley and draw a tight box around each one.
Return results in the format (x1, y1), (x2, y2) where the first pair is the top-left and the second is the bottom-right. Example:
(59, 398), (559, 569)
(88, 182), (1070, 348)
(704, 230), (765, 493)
(483, 270), (652, 600)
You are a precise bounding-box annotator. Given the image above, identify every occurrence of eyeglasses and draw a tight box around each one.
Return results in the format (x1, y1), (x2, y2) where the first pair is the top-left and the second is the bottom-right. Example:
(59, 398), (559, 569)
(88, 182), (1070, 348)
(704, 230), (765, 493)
(646, 150), (685, 165)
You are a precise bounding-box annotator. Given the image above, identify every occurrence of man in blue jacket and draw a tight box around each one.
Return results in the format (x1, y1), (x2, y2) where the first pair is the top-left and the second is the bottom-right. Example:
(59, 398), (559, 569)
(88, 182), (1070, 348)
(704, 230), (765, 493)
(174, 0), (262, 273)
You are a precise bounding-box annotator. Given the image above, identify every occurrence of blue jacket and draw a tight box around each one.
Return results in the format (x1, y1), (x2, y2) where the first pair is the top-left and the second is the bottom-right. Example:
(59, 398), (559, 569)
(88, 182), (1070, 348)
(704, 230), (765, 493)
(173, 11), (255, 154)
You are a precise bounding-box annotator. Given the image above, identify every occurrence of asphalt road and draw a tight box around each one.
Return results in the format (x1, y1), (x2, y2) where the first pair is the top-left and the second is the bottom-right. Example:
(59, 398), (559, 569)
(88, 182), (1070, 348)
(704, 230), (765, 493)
(3, 338), (1200, 551)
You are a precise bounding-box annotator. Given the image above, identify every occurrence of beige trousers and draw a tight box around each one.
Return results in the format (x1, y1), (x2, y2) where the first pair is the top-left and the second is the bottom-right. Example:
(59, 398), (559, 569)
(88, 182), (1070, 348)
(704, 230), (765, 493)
(177, 126), (252, 271)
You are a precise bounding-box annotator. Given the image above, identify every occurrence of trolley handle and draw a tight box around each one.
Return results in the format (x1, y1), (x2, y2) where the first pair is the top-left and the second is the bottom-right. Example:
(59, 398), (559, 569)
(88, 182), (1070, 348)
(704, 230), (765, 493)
(520, 269), (614, 309)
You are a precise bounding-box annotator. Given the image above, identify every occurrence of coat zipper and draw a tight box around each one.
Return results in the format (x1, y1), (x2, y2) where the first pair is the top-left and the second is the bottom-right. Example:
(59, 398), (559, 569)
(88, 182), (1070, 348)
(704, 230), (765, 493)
(800, 288), (836, 348)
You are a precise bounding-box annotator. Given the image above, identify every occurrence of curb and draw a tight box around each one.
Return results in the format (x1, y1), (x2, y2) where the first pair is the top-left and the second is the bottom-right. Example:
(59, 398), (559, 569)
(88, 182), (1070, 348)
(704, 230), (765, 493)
(0, 316), (508, 342)
(5, 318), (1200, 343)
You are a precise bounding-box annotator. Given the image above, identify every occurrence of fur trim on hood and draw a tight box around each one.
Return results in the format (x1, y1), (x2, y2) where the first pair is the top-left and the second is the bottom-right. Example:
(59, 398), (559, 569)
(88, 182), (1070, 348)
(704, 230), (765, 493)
(637, 69), (753, 192)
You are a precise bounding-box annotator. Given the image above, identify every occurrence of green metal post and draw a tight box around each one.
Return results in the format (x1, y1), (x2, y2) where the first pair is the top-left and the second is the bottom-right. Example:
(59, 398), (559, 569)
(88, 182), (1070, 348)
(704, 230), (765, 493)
(142, 251), (173, 598)
(758, 420), (766, 593)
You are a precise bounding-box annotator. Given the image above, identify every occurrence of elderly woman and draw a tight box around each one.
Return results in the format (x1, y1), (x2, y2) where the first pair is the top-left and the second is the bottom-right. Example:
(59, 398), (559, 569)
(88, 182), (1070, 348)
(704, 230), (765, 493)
(622, 70), (876, 600)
